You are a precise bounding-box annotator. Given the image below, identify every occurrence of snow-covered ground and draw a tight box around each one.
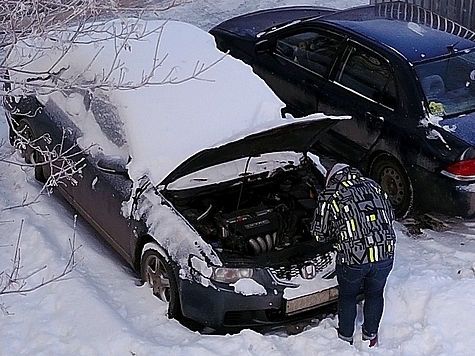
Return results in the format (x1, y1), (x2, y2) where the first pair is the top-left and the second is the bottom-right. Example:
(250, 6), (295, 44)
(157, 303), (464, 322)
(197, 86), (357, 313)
(1, 0), (475, 355)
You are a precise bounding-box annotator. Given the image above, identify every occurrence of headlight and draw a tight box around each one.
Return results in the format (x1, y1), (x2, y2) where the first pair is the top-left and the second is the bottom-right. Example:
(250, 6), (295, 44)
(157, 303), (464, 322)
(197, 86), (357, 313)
(211, 267), (254, 284)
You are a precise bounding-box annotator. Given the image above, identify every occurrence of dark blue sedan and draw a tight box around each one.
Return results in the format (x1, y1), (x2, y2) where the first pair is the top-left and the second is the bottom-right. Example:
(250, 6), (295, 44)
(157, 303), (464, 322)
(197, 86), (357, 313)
(210, 2), (475, 218)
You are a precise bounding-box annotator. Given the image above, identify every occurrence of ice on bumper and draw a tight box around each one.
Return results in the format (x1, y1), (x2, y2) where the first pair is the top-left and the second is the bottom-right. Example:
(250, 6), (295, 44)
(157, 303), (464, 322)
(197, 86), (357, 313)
(231, 278), (267, 296)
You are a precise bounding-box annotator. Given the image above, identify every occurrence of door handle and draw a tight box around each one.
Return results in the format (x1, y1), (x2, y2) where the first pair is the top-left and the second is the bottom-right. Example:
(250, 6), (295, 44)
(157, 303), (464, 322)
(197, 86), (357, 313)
(365, 111), (384, 122)
(302, 79), (318, 90)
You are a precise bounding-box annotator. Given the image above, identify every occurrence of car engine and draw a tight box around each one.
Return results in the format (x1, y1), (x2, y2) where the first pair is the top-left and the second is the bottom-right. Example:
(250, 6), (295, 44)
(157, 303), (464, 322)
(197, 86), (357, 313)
(215, 205), (280, 255)
(174, 166), (323, 256)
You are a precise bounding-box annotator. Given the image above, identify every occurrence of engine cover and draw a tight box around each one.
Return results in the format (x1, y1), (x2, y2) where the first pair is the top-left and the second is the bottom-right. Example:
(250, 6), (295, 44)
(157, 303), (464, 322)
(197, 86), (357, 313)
(217, 206), (280, 255)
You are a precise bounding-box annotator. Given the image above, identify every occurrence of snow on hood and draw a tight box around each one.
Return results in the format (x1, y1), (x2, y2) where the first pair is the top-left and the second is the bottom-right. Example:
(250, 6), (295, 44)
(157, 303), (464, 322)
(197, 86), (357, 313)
(7, 18), (320, 186)
(115, 20), (290, 186)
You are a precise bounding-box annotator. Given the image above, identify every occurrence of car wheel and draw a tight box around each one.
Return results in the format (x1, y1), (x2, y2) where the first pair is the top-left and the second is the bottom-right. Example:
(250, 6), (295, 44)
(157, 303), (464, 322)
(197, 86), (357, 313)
(140, 243), (181, 319)
(18, 120), (47, 183)
(370, 155), (413, 218)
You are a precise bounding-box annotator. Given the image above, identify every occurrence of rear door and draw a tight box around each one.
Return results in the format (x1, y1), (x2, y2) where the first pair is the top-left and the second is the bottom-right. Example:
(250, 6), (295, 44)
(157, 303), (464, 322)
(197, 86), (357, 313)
(253, 28), (344, 116)
(316, 41), (399, 163)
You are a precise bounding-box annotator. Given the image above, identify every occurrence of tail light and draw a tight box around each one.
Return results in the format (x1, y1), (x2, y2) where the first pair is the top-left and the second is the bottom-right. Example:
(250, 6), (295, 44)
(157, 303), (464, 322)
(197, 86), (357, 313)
(441, 159), (475, 181)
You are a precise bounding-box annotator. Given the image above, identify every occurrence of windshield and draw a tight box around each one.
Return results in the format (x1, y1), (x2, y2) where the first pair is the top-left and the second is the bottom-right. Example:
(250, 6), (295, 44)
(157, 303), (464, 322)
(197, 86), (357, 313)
(415, 50), (475, 117)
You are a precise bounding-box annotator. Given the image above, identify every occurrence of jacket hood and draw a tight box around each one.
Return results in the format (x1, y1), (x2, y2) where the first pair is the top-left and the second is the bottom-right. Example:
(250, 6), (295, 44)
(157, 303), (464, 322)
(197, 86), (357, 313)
(326, 164), (362, 188)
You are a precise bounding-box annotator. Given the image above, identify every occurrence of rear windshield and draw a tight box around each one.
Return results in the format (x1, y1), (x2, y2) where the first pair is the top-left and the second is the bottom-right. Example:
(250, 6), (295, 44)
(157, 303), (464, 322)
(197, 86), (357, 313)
(415, 50), (475, 117)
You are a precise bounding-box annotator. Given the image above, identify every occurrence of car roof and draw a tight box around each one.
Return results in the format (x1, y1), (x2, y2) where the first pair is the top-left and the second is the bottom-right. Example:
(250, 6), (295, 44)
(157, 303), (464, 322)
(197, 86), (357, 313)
(315, 3), (475, 63)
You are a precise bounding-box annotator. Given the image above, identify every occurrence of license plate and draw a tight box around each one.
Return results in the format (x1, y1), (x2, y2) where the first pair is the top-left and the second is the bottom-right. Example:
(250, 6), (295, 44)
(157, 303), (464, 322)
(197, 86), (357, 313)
(285, 287), (339, 316)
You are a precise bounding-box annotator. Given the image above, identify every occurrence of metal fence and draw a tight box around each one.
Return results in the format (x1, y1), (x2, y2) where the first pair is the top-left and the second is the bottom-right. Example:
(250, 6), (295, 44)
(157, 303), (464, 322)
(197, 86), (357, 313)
(370, 0), (475, 30)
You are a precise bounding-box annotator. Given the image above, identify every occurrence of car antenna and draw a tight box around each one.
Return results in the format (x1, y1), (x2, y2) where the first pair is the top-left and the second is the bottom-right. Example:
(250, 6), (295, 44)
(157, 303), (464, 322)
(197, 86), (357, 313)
(447, 40), (461, 54)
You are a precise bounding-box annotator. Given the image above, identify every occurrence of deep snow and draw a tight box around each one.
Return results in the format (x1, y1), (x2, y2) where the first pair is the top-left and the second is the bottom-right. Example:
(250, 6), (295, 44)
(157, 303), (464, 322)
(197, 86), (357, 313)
(1, 1), (475, 355)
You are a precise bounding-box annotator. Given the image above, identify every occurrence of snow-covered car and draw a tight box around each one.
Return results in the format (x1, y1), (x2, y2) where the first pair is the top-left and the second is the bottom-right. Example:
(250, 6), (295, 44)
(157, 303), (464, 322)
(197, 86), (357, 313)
(3, 19), (340, 331)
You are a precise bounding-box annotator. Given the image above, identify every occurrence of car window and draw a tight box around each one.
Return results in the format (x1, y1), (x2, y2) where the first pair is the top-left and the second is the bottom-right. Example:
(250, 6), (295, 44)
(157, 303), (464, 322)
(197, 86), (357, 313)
(58, 91), (129, 158)
(415, 50), (475, 117)
(90, 96), (127, 148)
(335, 45), (397, 110)
(275, 30), (343, 76)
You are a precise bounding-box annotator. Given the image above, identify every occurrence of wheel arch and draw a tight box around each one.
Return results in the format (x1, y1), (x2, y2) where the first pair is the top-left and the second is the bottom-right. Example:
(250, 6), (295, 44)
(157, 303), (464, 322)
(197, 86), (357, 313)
(133, 234), (167, 271)
(367, 150), (414, 218)
(366, 149), (410, 177)
(137, 234), (183, 319)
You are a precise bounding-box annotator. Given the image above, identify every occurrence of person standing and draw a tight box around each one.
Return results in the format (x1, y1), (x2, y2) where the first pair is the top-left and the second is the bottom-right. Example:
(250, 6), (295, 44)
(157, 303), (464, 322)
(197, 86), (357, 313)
(311, 163), (396, 347)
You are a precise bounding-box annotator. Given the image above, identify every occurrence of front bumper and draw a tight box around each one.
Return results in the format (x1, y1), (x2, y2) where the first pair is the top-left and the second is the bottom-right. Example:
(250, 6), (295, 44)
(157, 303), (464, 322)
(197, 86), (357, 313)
(179, 264), (338, 331)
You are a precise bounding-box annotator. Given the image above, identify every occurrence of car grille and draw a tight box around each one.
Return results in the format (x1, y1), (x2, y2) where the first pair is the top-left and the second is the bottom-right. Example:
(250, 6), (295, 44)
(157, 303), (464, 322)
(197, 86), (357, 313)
(267, 252), (333, 280)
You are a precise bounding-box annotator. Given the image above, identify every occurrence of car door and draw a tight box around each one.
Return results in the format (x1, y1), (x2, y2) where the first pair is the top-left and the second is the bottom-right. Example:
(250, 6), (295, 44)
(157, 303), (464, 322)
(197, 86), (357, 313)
(50, 98), (136, 262)
(316, 41), (399, 163)
(73, 154), (134, 258)
(253, 28), (345, 116)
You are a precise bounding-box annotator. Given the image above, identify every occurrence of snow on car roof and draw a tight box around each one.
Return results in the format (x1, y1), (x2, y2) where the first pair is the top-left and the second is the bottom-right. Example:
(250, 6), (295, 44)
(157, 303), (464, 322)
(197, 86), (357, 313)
(116, 20), (290, 186)
(8, 19), (318, 186)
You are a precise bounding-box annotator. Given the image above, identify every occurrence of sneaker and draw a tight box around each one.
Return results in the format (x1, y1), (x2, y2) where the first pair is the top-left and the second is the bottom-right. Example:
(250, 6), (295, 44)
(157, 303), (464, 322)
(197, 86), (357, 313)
(337, 331), (354, 345)
(362, 330), (378, 347)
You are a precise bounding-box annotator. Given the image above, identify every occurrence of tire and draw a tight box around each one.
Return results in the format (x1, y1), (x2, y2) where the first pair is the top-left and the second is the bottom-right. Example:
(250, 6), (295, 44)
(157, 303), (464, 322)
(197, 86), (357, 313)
(18, 120), (47, 183)
(140, 243), (181, 319)
(369, 155), (413, 218)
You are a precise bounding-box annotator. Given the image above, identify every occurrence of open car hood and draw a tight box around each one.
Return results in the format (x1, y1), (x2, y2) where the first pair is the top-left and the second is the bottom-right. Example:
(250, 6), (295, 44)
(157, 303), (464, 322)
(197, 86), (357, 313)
(161, 118), (338, 187)
(8, 19), (304, 185)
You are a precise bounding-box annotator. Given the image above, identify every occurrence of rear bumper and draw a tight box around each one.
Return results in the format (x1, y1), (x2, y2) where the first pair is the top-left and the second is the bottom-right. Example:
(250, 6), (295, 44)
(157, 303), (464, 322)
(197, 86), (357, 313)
(410, 165), (475, 217)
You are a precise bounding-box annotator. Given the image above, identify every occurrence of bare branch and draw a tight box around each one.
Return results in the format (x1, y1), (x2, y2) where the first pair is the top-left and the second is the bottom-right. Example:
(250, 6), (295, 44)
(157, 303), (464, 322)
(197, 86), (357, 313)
(0, 0), (226, 101)
(0, 218), (80, 296)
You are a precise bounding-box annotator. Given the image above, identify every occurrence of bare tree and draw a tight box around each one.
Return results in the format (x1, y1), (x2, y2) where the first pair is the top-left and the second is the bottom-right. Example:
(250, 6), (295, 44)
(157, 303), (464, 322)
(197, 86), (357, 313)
(0, 0), (224, 201)
(0, 0), (207, 300)
(1, 129), (91, 211)
(0, 0), (189, 45)
(0, 218), (79, 305)
(0, 0), (203, 96)
(0, 0), (219, 187)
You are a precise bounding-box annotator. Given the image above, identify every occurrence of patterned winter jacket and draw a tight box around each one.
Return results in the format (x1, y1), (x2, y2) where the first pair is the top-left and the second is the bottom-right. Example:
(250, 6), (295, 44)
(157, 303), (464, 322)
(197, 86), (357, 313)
(311, 165), (396, 265)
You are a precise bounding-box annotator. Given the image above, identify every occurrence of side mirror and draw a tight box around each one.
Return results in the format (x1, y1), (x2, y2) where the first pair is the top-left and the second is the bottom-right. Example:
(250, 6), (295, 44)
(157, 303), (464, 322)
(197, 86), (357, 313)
(255, 39), (271, 55)
(97, 155), (128, 176)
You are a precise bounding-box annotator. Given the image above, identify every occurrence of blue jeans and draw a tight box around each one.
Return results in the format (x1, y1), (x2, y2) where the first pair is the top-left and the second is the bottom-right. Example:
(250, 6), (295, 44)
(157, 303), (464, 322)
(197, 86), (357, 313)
(336, 258), (393, 339)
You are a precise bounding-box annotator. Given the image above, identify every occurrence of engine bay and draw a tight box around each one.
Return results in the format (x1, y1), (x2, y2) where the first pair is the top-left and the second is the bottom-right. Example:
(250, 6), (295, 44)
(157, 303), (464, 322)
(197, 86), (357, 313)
(168, 162), (324, 256)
